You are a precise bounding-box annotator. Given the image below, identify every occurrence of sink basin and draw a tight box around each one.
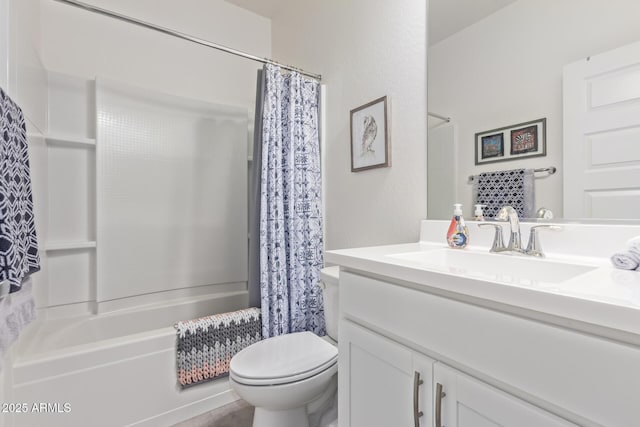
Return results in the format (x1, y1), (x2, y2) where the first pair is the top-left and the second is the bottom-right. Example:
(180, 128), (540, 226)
(387, 249), (596, 285)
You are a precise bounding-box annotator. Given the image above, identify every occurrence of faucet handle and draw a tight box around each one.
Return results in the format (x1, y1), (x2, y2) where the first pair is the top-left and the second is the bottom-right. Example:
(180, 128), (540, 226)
(526, 225), (562, 257)
(477, 223), (506, 252)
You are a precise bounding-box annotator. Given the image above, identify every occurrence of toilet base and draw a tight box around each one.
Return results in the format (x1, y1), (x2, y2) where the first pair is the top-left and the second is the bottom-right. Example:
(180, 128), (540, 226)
(253, 406), (309, 427)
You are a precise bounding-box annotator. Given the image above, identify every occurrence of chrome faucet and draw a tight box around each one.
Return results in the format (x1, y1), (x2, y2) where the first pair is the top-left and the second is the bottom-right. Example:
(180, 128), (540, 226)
(525, 224), (562, 257)
(476, 223), (506, 252)
(495, 206), (523, 252)
(478, 206), (561, 257)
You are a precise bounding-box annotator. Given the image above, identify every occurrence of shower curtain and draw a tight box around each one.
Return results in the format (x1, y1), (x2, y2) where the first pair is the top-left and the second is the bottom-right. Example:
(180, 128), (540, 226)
(251, 64), (325, 338)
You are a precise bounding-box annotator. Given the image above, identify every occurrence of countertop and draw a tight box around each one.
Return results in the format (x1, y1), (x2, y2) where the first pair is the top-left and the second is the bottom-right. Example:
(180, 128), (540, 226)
(326, 238), (640, 345)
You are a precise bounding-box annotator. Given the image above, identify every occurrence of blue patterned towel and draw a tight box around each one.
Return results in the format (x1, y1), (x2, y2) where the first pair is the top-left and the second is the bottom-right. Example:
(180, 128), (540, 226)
(0, 87), (40, 293)
(473, 168), (535, 219)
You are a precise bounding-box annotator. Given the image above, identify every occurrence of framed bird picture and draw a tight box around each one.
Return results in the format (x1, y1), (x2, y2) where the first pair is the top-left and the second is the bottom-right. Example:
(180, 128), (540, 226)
(350, 96), (390, 172)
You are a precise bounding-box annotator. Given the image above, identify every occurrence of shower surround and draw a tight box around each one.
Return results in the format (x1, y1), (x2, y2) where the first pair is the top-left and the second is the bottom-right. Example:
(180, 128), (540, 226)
(6, 72), (251, 426)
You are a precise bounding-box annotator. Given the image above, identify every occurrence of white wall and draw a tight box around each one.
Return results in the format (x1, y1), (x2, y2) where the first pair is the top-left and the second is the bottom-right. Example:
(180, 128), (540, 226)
(0, 0), (8, 90)
(1, 0), (48, 133)
(42, 0), (271, 111)
(429, 0), (640, 218)
(4, 0), (48, 133)
(0, 0), (47, 422)
(271, 0), (428, 250)
(95, 79), (248, 303)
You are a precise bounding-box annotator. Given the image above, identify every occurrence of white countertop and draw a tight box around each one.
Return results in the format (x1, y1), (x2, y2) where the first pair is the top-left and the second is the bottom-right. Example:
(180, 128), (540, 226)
(326, 220), (640, 345)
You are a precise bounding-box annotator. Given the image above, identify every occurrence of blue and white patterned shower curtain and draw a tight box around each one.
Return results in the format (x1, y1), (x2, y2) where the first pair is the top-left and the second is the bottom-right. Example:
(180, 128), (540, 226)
(259, 64), (325, 338)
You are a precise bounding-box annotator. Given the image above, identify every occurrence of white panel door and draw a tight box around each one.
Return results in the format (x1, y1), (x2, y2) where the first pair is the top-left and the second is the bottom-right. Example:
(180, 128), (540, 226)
(339, 321), (433, 427)
(433, 363), (576, 427)
(563, 40), (640, 218)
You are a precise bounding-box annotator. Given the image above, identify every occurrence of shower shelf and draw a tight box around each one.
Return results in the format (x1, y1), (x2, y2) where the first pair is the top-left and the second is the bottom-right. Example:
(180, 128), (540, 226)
(45, 134), (96, 147)
(45, 241), (97, 252)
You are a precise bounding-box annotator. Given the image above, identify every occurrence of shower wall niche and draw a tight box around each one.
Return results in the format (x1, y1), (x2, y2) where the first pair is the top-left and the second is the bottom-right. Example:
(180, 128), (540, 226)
(43, 71), (248, 314)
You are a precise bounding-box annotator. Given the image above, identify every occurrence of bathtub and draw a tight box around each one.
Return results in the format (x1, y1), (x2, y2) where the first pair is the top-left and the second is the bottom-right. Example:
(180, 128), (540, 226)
(6, 289), (247, 427)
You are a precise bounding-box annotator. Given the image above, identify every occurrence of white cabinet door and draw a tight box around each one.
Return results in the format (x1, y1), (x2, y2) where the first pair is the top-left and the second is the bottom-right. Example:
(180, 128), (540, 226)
(339, 321), (433, 427)
(433, 363), (576, 427)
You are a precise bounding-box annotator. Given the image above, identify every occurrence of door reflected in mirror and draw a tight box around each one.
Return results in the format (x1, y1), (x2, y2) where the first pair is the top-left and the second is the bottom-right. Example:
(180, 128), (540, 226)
(427, 0), (640, 221)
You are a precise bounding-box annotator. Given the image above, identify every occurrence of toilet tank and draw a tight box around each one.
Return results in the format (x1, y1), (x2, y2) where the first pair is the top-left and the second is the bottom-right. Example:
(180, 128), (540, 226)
(320, 266), (340, 341)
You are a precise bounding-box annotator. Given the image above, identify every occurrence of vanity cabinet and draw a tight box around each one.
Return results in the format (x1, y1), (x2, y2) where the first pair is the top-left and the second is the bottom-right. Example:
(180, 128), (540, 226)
(340, 321), (433, 426)
(337, 269), (640, 426)
(340, 320), (574, 427)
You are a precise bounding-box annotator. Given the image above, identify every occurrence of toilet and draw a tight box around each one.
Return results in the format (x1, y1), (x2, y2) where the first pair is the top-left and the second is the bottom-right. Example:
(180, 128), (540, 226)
(229, 266), (340, 427)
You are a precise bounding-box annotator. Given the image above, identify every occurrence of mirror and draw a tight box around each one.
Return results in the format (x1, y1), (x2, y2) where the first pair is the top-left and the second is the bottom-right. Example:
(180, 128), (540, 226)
(427, 0), (640, 221)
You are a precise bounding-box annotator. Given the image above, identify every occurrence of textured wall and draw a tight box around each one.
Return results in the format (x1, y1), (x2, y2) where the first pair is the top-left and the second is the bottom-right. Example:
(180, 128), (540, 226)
(42, 0), (271, 111)
(272, 0), (428, 250)
(0, 0), (47, 418)
(2, 0), (47, 133)
(429, 0), (640, 218)
(0, 0), (7, 91)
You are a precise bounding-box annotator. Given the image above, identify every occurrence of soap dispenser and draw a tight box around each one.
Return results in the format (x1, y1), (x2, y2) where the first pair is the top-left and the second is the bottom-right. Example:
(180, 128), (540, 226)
(447, 203), (469, 249)
(474, 204), (486, 221)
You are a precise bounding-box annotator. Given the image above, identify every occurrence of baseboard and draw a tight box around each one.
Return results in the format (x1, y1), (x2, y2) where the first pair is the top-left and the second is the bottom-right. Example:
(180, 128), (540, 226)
(127, 387), (240, 427)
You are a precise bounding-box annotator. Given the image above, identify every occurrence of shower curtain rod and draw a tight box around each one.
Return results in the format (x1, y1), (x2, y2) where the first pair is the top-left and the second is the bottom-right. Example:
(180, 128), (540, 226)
(428, 112), (451, 122)
(53, 0), (323, 81)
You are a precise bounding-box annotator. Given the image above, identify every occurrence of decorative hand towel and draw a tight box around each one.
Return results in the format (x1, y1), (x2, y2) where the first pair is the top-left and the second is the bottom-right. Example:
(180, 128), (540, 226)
(175, 307), (262, 388)
(610, 251), (640, 270)
(627, 236), (640, 253)
(610, 236), (640, 271)
(473, 168), (535, 219)
(0, 87), (40, 293)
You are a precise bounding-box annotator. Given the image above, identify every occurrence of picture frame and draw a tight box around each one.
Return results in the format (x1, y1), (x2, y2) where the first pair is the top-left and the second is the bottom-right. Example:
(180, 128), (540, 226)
(350, 96), (390, 172)
(480, 133), (504, 159)
(474, 118), (546, 165)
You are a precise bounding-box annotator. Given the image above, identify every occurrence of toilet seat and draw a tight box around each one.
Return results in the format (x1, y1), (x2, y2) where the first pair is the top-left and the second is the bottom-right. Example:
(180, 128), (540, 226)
(230, 331), (338, 386)
(231, 357), (337, 386)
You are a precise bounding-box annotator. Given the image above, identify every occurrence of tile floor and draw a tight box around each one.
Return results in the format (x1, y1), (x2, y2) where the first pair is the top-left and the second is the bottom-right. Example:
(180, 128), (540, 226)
(171, 389), (337, 427)
(171, 400), (254, 427)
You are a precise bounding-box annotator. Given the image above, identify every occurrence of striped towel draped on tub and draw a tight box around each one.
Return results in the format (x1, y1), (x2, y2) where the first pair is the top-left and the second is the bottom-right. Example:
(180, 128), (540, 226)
(175, 307), (262, 387)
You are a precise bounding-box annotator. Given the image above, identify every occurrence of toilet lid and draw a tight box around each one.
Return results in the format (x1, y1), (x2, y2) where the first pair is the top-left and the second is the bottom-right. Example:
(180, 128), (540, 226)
(230, 331), (338, 385)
